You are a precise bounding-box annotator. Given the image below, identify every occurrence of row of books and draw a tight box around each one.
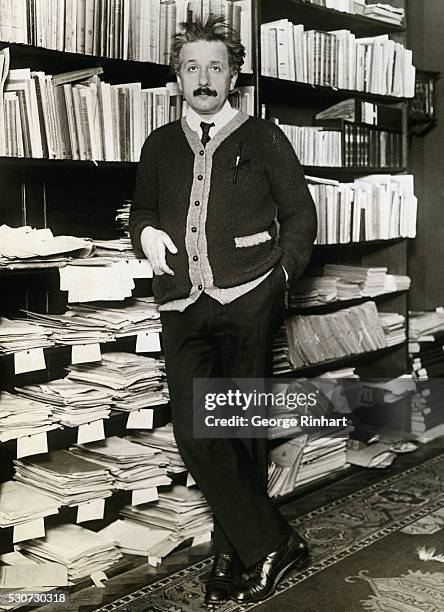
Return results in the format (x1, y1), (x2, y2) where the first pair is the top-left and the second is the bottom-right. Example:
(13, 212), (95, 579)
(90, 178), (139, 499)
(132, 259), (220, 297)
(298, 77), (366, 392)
(303, 0), (366, 13)
(300, 0), (406, 25)
(0, 51), (254, 160)
(0, 0), (252, 71)
(278, 122), (403, 168)
(273, 301), (401, 372)
(289, 265), (411, 308)
(306, 174), (417, 244)
(261, 20), (415, 97)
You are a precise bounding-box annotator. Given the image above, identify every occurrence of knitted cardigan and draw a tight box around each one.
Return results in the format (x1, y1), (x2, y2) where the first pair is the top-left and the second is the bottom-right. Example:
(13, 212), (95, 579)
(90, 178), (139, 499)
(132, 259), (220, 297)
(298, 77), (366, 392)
(130, 113), (317, 305)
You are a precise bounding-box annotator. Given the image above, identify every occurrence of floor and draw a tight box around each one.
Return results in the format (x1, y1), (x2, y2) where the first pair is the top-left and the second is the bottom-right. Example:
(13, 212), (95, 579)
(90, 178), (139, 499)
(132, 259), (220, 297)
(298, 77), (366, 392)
(32, 438), (444, 612)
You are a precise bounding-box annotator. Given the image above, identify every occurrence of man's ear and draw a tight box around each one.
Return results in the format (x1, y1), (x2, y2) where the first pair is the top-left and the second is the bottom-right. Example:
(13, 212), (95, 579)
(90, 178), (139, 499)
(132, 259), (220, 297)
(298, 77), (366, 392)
(177, 73), (183, 92)
(230, 71), (238, 91)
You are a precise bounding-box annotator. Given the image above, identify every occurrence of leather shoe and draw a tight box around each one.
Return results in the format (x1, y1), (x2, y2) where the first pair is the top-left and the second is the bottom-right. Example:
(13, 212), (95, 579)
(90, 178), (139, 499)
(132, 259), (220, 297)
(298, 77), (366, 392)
(204, 552), (243, 608)
(232, 533), (309, 603)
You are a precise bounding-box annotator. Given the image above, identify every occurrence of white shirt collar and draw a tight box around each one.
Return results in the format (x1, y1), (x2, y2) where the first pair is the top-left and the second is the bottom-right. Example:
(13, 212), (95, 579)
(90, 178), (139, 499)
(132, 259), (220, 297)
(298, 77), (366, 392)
(185, 100), (238, 138)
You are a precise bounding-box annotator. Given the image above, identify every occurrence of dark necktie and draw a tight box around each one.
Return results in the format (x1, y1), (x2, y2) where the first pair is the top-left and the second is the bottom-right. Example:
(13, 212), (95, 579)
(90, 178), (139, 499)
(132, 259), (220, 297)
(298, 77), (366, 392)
(200, 121), (215, 146)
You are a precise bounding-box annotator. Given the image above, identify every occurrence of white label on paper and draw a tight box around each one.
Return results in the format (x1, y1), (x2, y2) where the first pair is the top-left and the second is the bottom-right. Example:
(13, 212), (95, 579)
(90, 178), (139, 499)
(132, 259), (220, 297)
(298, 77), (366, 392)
(77, 420), (105, 444)
(436, 307), (444, 314)
(131, 487), (158, 506)
(13, 518), (45, 544)
(186, 472), (196, 487)
(136, 332), (161, 353)
(90, 571), (108, 588)
(126, 409), (154, 430)
(192, 531), (212, 546)
(16, 432), (48, 459)
(72, 343), (101, 364)
(0, 563), (68, 588)
(76, 499), (106, 523)
(14, 348), (46, 374)
(147, 556), (161, 567)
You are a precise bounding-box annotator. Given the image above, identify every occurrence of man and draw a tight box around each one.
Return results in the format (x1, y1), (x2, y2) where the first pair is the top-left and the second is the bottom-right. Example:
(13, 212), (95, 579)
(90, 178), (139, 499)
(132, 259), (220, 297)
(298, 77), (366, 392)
(130, 15), (317, 607)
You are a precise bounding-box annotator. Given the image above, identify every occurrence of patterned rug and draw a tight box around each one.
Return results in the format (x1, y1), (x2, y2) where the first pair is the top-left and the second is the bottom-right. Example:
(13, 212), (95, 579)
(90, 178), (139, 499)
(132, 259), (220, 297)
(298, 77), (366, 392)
(95, 454), (444, 612)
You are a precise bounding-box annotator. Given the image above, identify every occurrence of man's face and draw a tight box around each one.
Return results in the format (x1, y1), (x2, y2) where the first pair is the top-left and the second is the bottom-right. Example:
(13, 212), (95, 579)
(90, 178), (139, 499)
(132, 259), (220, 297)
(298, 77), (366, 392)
(177, 40), (238, 117)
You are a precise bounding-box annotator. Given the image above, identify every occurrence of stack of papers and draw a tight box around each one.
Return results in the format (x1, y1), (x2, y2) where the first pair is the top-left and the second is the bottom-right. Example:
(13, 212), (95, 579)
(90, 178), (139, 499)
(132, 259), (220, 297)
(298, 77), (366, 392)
(20, 298), (161, 347)
(15, 379), (112, 427)
(384, 274), (411, 293)
(0, 225), (94, 270)
(364, 3), (405, 25)
(0, 481), (60, 528)
(120, 485), (213, 541)
(18, 524), (122, 581)
(13, 450), (113, 507)
(93, 238), (134, 258)
(98, 519), (173, 557)
(70, 437), (171, 491)
(289, 277), (338, 308)
(115, 201), (131, 237)
(268, 435), (308, 498)
(67, 352), (168, 412)
(296, 431), (350, 487)
(409, 311), (444, 342)
(0, 318), (54, 354)
(379, 312), (406, 346)
(127, 424), (186, 474)
(0, 392), (60, 443)
(272, 326), (292, 376)
(323, 265), (389, 298)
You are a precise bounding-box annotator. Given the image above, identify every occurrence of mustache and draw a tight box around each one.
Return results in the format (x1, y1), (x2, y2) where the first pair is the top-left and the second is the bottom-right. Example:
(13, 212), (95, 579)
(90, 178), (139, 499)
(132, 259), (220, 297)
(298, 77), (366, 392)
(193, 87), (217, 97)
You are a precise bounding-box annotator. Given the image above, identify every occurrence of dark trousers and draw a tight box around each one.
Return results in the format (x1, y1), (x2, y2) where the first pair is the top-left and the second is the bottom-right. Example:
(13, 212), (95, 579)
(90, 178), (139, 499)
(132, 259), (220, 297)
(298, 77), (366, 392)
(160, 266), (292, 568)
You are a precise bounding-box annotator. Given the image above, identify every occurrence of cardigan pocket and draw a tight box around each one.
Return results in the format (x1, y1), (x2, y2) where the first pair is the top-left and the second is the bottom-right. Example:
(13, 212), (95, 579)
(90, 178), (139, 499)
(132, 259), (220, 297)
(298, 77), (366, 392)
(234, 231), (272, 248)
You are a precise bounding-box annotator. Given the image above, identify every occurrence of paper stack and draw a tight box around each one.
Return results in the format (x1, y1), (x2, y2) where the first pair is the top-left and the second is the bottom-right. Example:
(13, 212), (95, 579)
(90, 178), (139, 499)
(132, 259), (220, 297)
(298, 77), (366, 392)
(323, 265), (388, 298)
(59, 262), (136, 302)
(409, 311), (444, 379)
(0, 392), (61, 443)
(67, 352), (168, 412)
(379, 312), (406, 346)
(18, 524), (122, 581)
(285, 302), (387, 369)
(411, 380), (444, 441)
(289, 277), (338, 308)
(383, 274), (411, 293)
(115, 201), (131, 237)
(13, 450), (113, 507)
(0, 481), (60, 528)
(15, 379), (112, 427)
(364, 3), (405, 25)
(272, 326), (293, 375)
(70, 437), (171, 491)
(0, 225), (94, 270)
(98, 519), (173, 557)
(21, 298), (161, 346)
(127, 423), (186, 474)
(120, 485), (213, 542)
(0, 318), (54, 354)
(295, 430), (350, 488)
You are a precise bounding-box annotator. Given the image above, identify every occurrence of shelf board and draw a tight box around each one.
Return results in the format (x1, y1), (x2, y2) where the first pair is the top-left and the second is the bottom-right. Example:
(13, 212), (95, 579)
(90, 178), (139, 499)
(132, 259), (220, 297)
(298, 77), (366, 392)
(0, 155), (137, 168)
(286, 290), (408, 316)
(260, 76), (410, 106)
(304, 166), (406, 177)
(262, 0), (405, 36)
(314, 237), (407, 249)
(274, 343), (406, 378)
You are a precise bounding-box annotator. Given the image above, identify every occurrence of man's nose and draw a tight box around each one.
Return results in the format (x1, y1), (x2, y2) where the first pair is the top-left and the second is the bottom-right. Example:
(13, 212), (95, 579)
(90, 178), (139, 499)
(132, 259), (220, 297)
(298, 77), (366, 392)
(198, 68), (210, 86)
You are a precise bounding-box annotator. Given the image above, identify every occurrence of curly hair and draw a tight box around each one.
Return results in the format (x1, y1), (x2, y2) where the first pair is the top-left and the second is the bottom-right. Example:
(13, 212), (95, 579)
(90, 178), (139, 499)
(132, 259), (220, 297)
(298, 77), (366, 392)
(170, 14), (245, 75)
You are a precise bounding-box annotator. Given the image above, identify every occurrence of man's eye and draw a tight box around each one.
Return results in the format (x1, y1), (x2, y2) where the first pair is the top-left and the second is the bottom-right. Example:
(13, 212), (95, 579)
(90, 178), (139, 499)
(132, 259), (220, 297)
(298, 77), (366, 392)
(187, 65), (197, 72)
(212, 66), (221, 71)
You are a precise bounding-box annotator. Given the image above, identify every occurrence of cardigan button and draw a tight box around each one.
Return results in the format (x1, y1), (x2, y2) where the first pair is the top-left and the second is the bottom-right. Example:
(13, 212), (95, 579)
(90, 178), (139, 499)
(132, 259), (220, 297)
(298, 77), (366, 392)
(198, 284), (203, 290)
(191, 227), (197, 233)
(197, 174), (203, 180)
(193, 255), (198, 261)
(194, 200), (200, 206)
(199, 150), (204, 156)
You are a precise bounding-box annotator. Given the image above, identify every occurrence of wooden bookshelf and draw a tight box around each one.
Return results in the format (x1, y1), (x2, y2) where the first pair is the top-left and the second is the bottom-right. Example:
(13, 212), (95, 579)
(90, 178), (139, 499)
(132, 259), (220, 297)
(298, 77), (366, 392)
(286, 290), (408, 315)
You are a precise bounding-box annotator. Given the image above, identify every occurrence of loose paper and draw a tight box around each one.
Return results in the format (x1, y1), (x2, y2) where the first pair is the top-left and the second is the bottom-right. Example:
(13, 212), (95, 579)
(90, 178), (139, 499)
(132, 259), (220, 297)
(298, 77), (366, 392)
(13, 517), (45, 544)
(0, 563), (68, 588)
(76, 499), (106, 523)
(16, 432), (48, 459)
(72, 343), (102, 364)
(126, 409), (154, 430)
(14, 348), (46, 374)
(131, 487), (158, 506)
(136, 332), (161, 353)
(77, 420), (105, 444)
(186, 472), (196, 487)
(192, 531), (212, 546)
(90, 570), (108, 588)
(126, 259), (153, 279)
